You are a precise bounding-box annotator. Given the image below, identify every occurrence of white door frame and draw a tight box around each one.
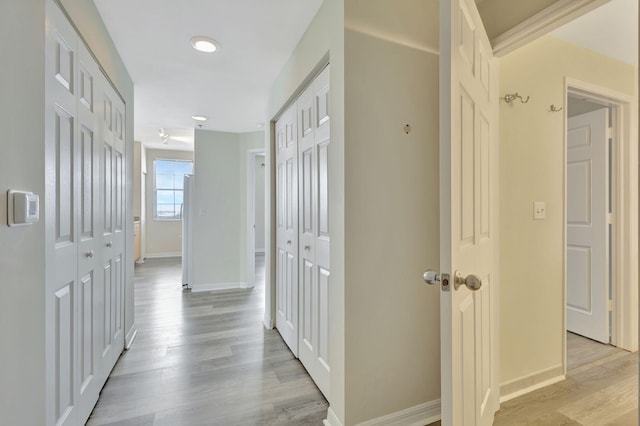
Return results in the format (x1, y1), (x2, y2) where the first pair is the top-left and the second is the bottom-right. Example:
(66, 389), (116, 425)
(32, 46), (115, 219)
(563, 78), (638, 362)
(247, 148), (265, 288)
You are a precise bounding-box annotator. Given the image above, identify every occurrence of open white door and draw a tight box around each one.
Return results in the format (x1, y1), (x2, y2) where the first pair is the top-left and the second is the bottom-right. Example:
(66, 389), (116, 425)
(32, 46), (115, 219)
(567, 108), (609, 343)
(429, 0), (500, 424)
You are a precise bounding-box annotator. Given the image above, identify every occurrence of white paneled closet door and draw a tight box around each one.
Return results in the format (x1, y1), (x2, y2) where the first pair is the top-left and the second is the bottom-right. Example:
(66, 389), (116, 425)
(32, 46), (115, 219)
(45, 3), (126, 425)
(45, 4), (100, 425)
(276, 104), (299, 355)
(100, 83), (126, 374)
(275, 65), (330, 398)
(297, 66), (331, 398)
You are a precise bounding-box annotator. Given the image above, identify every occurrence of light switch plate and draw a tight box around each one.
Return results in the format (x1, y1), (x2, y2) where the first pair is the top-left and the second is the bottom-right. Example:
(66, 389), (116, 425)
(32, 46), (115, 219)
(533, 201), (546, 220)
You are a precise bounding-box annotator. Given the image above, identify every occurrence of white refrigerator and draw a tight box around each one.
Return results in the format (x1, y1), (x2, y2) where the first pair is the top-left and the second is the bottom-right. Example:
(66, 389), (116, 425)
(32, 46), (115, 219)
(181, 174), (194, 289)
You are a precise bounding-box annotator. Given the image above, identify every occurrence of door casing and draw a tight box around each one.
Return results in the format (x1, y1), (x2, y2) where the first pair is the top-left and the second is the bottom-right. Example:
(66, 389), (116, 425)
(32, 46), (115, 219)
(563, 79), (638, 361)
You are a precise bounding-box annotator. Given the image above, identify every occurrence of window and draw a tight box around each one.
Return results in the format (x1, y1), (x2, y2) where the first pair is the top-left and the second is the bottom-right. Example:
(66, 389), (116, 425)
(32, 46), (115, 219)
(154, 159), (193, 220)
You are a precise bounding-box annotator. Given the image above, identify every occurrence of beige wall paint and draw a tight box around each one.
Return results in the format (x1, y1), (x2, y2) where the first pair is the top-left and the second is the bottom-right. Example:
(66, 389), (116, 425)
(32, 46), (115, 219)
(145, 149), (193, 257)
(344, 13), (440, 425)
(192, 130), (263, 288)
(499, 35), (636, 385)
(266, 0), (345, 420)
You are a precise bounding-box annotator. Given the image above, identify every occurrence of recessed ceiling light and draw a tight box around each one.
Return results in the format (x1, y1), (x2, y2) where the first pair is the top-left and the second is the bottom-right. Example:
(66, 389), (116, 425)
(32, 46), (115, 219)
(192, 115), (208, 122)
(190, 36), (219, 53)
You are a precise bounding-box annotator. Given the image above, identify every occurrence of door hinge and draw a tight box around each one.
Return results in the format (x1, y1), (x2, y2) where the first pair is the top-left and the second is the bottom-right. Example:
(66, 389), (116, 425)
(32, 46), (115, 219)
(607, 213), (614, 224)
(607, 299), (613, 312)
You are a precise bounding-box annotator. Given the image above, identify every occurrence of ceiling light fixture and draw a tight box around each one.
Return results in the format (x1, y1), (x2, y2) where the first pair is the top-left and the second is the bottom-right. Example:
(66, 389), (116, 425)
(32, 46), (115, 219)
(158, 128), (170, 144)
(192, 115), (208, 122)
(190, 36), (219, 53)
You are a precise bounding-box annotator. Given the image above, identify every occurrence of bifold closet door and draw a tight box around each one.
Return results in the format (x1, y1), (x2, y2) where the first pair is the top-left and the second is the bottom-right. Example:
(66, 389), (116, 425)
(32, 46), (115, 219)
(100, 83), (127, 374)
(275, 104), (299, 355)
(45, 4), (104, 424)
(45, 3), (127, 425)
(274, 65), (331, 398)
(297, 66), (331, 398)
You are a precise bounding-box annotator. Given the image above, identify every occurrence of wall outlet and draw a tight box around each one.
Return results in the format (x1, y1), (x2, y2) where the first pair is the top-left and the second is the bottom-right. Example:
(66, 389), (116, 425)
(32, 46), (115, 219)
(533, 201), (546, 220)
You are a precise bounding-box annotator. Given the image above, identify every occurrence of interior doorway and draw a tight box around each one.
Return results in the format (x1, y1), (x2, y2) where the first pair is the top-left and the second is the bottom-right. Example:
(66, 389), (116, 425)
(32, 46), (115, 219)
(565, 96), (612, 345)
(564, 82), (637, 370)
(247, 149), (266, 288)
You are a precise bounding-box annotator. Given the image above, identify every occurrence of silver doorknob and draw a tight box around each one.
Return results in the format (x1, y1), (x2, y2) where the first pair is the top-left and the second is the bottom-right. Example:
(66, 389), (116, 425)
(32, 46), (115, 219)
(106, 241), (113, 248)
(287, 240), (291, 245)
(423, 269), (440, 285)
(423, 269), (451, 291)
(454, 272), (482, 291)
(304, 245), (310, 251)
(85, 250), (94, 258)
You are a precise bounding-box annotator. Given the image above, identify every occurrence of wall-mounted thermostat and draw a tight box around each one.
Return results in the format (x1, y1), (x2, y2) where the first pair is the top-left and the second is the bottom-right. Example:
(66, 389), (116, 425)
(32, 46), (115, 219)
(7, 190), (39, 227)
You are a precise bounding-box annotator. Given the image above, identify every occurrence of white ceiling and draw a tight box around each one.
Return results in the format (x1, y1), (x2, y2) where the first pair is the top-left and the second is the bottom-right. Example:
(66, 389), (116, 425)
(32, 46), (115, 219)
(94, 0), (637, 152)
(93, 0), (324, 151)
(550, 0), (638, 66)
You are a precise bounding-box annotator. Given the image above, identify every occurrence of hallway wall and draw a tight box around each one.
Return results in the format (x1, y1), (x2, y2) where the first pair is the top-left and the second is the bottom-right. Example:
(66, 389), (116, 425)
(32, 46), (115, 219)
(192, 130), (263, 289)
(499, 34), (638, 393)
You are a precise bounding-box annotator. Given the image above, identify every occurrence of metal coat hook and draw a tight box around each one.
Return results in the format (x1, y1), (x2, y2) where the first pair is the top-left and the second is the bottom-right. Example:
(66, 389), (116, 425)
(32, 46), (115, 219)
(503, 92), (530, 104)
(549, 104), (563, 112)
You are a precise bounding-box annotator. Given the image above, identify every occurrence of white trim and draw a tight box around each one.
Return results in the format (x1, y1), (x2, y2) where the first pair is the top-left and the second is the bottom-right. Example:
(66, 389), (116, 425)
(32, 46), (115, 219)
(492, 0), (610, 57)
(262, 317), (274, 330)
(564, 79), (638, 352)
(125, 326), (137, 350)
(144, 252), (181, 259)
(323, 407), (343, 426)
(190, 282), (250, 293)
(255, 248), (265, 253)
(500, 365), (565, 403)
(247, 149), (265, 289)
(356, 400), (441, 426)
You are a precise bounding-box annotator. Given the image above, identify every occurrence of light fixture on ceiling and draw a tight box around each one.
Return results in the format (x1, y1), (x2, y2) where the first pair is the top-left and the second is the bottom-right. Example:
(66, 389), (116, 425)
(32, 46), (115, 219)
(158, 128), (170, 144)
(190, 36), (219, 53)
(192, 115), (208, 122)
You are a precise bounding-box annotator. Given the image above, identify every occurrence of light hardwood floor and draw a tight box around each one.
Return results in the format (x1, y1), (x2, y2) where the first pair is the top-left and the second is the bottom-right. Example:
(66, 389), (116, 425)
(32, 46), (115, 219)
(89, 257), (637, 425)
(87, 256), (328, 425)
(429, 333), (638, 426)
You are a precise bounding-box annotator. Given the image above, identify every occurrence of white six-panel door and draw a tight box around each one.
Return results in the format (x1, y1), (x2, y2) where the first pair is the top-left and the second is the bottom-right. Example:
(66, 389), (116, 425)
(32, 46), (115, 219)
(567, 108), (609, 343)
(100, 81), (127, 373)
(276, 104), (299, 355)
(439, 0), (499, 424)
(275, 65), (330, 397)
(297, 66), (331, 397)
(45, 3), (126, 425)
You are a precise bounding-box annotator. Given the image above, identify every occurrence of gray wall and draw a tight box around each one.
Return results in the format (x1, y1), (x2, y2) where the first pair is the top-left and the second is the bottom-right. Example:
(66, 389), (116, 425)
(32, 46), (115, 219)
(192, 130), (264, 288)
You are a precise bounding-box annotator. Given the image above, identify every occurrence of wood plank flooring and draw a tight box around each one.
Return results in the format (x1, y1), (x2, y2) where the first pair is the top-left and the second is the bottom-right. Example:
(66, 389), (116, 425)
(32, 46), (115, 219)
(429, 333), (638, 426)
(87, 256), (328, 426)
(89, 257), (637, 425)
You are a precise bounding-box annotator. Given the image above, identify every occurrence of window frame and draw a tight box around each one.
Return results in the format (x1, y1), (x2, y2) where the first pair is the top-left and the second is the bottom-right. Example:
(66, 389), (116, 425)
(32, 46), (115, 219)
(153, 158), (193, 221)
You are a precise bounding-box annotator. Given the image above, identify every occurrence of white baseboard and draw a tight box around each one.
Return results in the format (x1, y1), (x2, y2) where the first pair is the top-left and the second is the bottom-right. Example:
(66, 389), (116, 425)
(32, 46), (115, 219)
(500, 364), (565, 403)
(324, 407), (342, 426)
(144, 252), (181, 259)
(356, 400), (441, 426)
(191, 282), (250, 293)
(125, 325), (137, 350)
(262, 316), (274, 330)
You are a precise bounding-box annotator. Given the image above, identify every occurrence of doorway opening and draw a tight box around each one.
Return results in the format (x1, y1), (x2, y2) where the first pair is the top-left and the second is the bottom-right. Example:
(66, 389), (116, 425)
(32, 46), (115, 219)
(247, 148), (266, 289)
(564, 82), (637, 373)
